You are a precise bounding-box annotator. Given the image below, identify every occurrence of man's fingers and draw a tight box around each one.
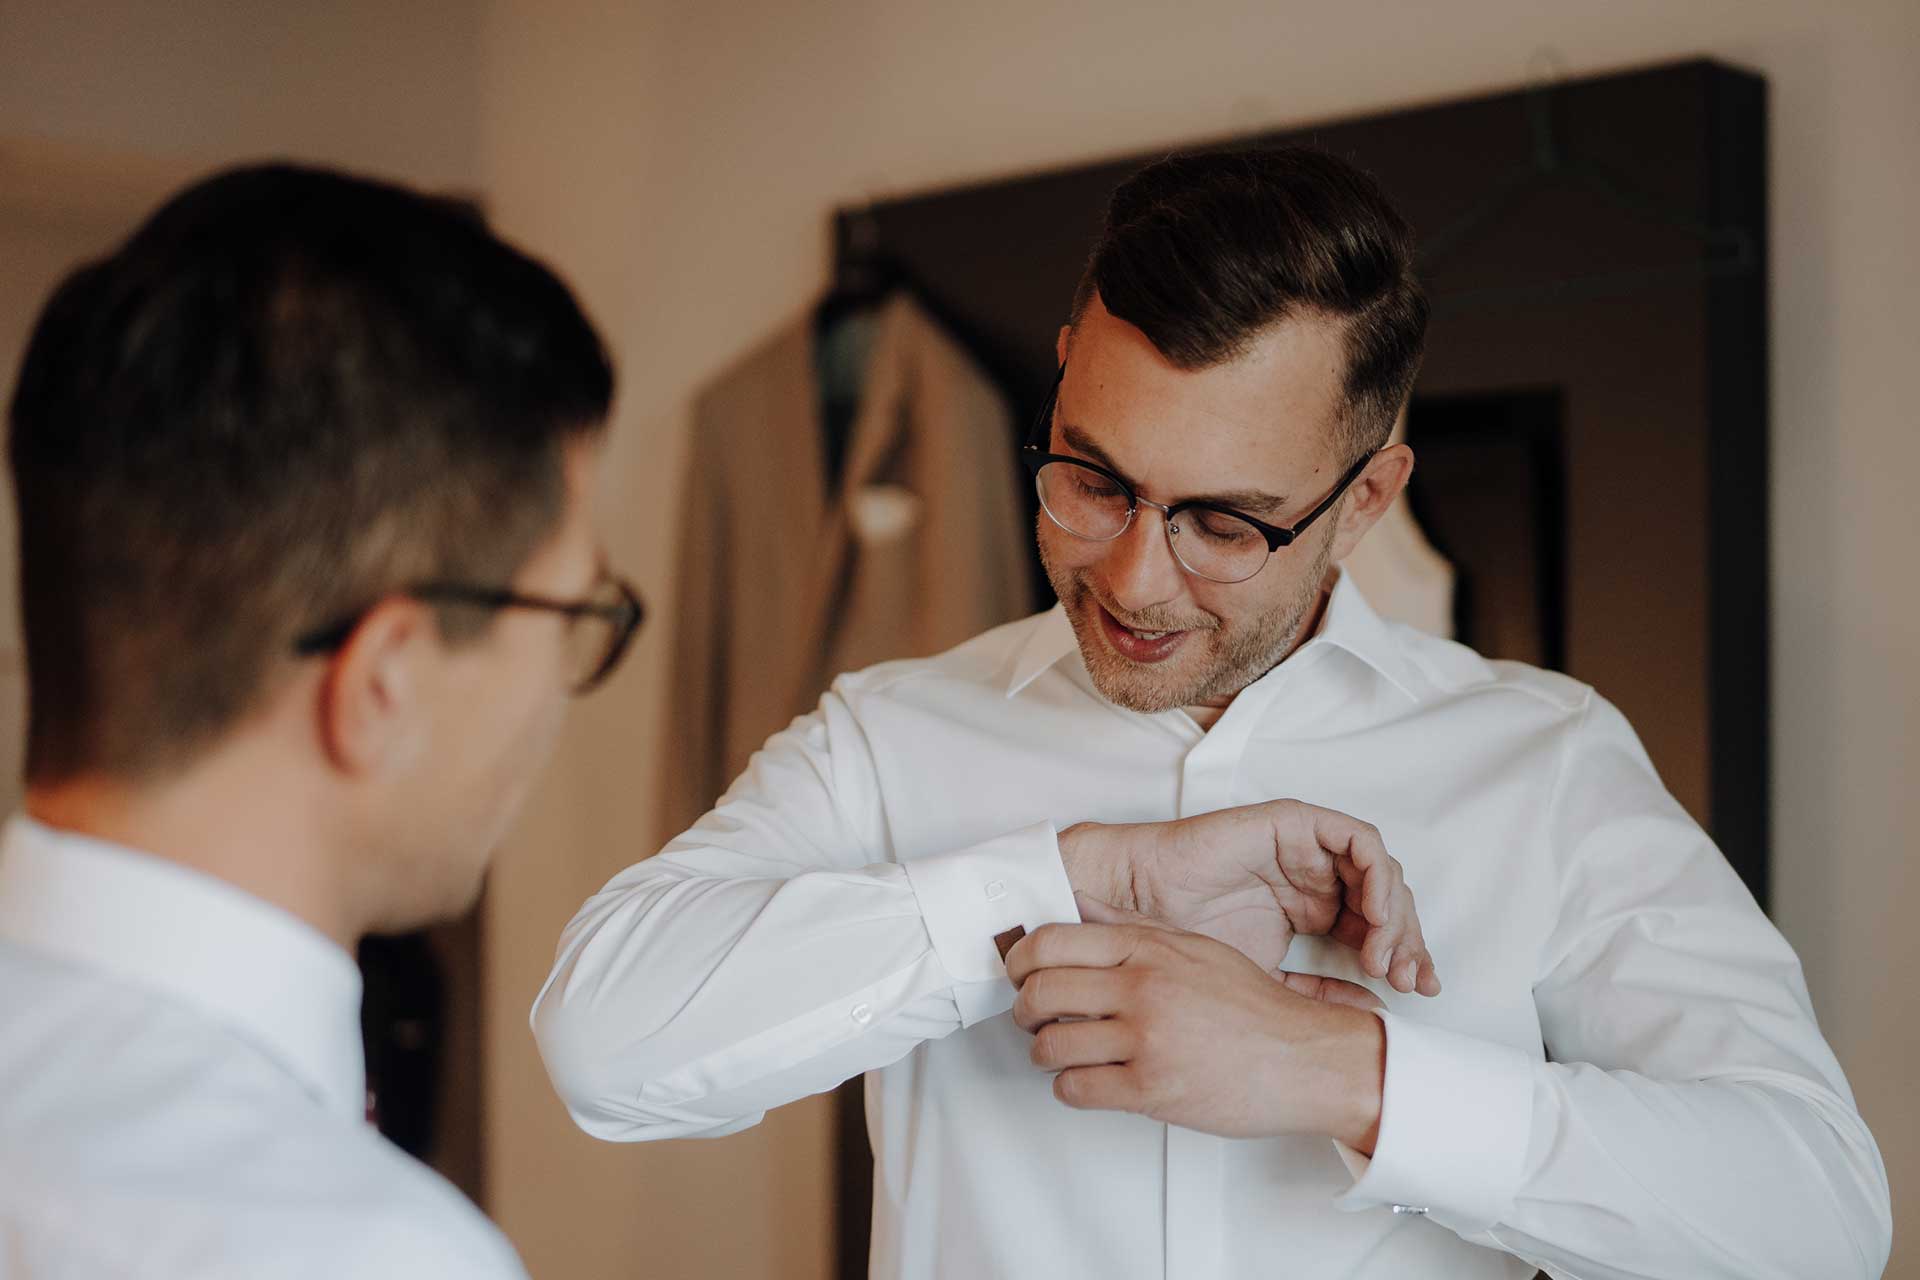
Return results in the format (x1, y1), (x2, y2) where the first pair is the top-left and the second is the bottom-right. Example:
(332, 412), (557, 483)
(1029, 1016), (1133, 1070)
(1303, 806), (1395, 914)
(1329, 906), (1370, 954)
(1004, 919), (1149, 988)
(1384, 883), (1438, 995)
(1052, 1063), (1137, 1113)
(1270, 805), (1341, 894)
(1416, 956), (1442, 997)
(1348, 872), (1441, 997)
(1363, 924), (1395, 982)
(1309, 906), (1444, 998)
(1013, 967), (1128, 1033)
(1362, 850), (1404, 928)
(1279, 971), (1385, 1011)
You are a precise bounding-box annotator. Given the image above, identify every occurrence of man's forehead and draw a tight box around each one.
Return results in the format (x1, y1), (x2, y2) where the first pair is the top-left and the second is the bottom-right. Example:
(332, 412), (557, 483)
(1056, 421), (1291, 515)
(1058, 311), (1348, 512)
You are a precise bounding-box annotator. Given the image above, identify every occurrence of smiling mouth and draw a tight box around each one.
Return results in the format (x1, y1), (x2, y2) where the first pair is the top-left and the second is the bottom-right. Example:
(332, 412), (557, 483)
(1093, 602), (1202, 664)
(1098, 600), (1201, 638)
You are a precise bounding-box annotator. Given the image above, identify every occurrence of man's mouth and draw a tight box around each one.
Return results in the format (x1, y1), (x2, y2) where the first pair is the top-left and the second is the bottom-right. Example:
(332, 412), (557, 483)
(1095, 603), (1192, 664)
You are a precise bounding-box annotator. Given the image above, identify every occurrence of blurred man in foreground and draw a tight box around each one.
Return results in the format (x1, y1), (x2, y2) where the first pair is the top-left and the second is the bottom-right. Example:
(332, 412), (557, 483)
(0, 164), (638, 1277)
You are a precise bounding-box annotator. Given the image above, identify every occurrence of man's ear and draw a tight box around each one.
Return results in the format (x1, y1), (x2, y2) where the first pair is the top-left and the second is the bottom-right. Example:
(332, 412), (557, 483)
(317, 597), (435, 780)
(1327, 443), (1415, 564)
(1055, 324), (1071, 369)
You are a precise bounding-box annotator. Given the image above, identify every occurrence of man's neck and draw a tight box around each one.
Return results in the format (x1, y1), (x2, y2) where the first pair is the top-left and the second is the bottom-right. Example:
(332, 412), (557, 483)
(1181, 576), (1337, 731)
(24, 762), (358, 952)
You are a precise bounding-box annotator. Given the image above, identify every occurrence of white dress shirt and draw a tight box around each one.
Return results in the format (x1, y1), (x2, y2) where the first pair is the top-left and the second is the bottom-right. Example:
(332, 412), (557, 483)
(0, 817), (528, 1280)
(534, 574), (1892, 1280)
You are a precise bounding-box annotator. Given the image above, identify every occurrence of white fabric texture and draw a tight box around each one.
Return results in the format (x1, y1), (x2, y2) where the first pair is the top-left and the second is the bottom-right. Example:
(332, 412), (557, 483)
(535, 573), (1890, 1280)
(0, 818), (528, 1280)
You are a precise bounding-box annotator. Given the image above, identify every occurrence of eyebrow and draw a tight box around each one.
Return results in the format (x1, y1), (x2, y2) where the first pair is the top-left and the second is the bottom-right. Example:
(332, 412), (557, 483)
(1058, 422), (1289, 515)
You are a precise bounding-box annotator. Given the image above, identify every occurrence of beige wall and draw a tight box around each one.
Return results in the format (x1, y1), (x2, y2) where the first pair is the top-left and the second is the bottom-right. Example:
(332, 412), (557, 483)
(478, 1), (1919, 1276)
(0, 0), (483, 189)
(0, 0), (486, 822)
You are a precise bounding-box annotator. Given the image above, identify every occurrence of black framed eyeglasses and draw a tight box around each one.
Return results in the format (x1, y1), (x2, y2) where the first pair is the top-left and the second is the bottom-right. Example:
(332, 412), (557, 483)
(1020, 367), (1374, 584)
(293, 575), (645, 695)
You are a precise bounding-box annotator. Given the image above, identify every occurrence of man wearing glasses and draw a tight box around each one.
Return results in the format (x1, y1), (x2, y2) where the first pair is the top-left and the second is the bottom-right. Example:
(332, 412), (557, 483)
(535, 148), (1888, 1278)
(0, 164), (639, 1277)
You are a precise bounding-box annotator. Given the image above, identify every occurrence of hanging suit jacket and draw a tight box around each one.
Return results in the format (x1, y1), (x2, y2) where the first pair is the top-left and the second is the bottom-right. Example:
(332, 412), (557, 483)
(662, 293), (1031, 837)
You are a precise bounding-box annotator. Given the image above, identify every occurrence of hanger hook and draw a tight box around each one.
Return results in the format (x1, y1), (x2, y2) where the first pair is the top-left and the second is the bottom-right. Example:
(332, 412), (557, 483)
(846, 203), (880, 259)
(1524, 47), (1571, 174)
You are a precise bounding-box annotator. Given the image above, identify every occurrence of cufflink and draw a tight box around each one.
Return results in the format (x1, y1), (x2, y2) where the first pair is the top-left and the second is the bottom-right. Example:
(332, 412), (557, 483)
(993, 925), (1026, 963)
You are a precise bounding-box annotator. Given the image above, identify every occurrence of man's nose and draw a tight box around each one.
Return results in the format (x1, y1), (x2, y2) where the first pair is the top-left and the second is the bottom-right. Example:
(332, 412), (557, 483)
(1097, 504), (1186, 615)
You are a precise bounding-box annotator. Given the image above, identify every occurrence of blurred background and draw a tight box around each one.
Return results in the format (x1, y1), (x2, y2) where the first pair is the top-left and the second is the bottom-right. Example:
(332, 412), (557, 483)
(1, 1), (1915, 1276)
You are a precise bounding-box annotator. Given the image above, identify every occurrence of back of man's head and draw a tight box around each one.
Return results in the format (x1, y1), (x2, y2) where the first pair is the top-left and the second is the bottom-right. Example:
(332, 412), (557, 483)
(1071, 145), (1428, 459)
(9, 163), (614, 786)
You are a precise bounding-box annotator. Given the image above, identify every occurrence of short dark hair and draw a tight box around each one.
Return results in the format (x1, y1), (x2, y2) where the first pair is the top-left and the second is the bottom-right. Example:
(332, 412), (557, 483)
(1071, 146), (1427, 457)
(8, 162), (614, 783)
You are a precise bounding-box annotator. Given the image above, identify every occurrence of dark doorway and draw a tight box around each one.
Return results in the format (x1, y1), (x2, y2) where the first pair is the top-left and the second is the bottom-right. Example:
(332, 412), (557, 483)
(1405, 390), (1568, 670)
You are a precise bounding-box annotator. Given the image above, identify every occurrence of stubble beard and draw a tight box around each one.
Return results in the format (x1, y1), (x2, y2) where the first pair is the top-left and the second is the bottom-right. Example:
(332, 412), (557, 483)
(1039, 527), (1335, 715)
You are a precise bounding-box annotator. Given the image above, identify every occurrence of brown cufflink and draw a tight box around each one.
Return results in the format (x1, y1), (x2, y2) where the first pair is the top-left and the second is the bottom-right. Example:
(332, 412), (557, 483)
(993, 925), (1027, 963)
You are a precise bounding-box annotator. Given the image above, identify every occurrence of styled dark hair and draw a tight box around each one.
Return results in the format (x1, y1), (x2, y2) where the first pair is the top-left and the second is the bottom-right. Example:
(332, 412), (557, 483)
(1071, 146), (1427, 456)
(8, 162), (614, 783)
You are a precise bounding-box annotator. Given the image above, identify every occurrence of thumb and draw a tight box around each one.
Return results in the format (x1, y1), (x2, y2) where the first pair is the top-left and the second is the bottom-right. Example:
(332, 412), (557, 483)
(1278, 971), (1386, 1012)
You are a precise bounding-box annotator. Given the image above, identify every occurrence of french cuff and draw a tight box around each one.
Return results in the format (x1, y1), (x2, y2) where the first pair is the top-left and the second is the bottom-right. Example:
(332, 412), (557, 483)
(1331, 1010), (1534, 1236)
(901, 822), (1080, 1026)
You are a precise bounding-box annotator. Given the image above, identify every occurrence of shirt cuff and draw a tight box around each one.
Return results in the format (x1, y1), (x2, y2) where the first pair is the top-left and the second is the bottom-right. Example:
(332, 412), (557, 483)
(1331, 1010), (1534, 1236)
(901, 822), (1081, 1026)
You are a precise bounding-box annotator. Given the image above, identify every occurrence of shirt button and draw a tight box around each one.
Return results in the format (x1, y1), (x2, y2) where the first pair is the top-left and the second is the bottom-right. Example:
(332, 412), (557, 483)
(984, 880), (1007, 901)
(850, 1002), (873, 1025)
(1391, 1204), (1429, 1216)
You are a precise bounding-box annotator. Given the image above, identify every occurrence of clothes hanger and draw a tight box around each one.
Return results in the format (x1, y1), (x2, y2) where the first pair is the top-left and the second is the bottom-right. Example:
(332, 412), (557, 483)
(815, 201), (909, 339)
(1419, 57), (1757, 312)
(813, 200), (914, 492)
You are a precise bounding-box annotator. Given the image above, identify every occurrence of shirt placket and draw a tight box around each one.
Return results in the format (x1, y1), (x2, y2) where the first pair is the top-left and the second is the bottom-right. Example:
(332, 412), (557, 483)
(1164, 701), (1266, 1279)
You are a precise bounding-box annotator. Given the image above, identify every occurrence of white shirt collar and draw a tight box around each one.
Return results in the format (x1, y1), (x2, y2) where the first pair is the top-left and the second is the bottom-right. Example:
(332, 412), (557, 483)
(1004, 568), (1423, 705)
(0, 815), (367, 1122)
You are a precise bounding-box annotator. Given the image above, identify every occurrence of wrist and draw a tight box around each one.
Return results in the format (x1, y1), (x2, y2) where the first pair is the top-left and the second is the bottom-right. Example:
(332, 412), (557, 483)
(1329, 1006), (1387, 1154)
(1057, 822), (1131, 908)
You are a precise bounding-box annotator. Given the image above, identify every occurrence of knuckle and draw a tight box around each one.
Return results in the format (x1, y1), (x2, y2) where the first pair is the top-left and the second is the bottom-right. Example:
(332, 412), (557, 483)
(1126, 966), (1165, 1006)
(1127, 1060), (1165, 1104)
(1023, 968), (1056, 1009)
(1027, 923), (1068, 961)
(1030, 1023), (1061, 1068)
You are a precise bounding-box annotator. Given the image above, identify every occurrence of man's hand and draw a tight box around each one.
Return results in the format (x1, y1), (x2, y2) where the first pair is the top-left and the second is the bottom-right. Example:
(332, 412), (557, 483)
(1006, 897), (1387, 1149)
(1057, 799), (1439, 995)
